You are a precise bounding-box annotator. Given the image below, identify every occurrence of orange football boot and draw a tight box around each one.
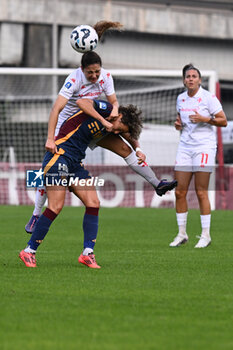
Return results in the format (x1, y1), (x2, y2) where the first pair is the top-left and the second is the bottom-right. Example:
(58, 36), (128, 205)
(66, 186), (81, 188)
(78, 253), (101, 269)
(19, 250), (37, 267)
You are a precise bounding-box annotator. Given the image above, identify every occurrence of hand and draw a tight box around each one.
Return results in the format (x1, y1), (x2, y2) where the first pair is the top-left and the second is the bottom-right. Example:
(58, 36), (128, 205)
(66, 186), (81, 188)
(174, 115), (182, 130)
(102, 119), (114, 132)
(189, 111), (207, 123)
(136, 150), (146, 164)
(45, 138), (57, 154)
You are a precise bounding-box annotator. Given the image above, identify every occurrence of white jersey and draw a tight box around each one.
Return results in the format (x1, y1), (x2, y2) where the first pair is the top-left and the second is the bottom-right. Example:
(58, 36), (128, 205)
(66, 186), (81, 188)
(55, 67), (115, 135)
(176, 86), (222, 148)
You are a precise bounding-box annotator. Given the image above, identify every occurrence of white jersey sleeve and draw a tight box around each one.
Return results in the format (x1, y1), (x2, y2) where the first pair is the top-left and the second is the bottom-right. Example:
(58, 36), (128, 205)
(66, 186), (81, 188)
(207, 93), (222, 116)
(58, 70), (81, 100)
(101, 69), (115, 96)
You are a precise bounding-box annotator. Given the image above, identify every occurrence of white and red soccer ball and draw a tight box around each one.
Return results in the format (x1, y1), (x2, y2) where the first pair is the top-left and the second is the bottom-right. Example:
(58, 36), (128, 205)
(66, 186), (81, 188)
(70, 25), (98, 53)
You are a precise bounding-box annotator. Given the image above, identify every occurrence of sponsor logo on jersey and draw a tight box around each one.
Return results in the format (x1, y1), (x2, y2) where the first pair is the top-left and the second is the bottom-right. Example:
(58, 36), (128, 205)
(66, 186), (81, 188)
(180, 108), (198, 112)
(71, 78), (76, 83)
(65, 82), (72, 89)
(99, 79), (104, 87)
(78, 91), (101, 98)
(197, 98), (202, 103)
(81, 85), (86, 89)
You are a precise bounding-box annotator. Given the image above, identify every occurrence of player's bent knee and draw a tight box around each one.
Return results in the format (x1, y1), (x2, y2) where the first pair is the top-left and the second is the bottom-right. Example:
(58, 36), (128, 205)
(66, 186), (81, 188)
(83, 197), (100, 208)
(90, 198), (100, 208)
(122, 143), (131, 155)
(118, 143), (131, 157)
(48, 203), (63, 215)
(175, 189), (188, 200)
(195, 190), (208, 200)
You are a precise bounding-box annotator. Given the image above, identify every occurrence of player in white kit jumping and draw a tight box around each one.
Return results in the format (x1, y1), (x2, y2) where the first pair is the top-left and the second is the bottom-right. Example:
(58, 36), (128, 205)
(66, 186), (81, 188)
(25, 21), (177, 234)
(170, 64), (227, 248)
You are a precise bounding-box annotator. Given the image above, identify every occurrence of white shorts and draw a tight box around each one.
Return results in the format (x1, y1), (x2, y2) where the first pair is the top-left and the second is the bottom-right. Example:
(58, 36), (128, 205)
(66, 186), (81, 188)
(175, 145), (216, 173)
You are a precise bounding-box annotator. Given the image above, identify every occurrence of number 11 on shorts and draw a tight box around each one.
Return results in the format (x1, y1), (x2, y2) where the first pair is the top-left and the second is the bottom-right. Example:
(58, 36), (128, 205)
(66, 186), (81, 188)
(201, 153), (208, 167)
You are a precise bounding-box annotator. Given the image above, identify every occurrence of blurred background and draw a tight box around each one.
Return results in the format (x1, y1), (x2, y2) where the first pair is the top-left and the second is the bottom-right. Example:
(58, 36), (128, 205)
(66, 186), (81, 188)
(1, 0), (233, 149)
(0, 0), (233, 74)
(0, 0), (233, 208)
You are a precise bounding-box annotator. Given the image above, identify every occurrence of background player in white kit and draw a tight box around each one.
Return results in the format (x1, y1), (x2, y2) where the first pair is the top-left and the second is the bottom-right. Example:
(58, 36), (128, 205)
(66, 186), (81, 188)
(170, 64), (227, 248)
(25, 21), (177, 233)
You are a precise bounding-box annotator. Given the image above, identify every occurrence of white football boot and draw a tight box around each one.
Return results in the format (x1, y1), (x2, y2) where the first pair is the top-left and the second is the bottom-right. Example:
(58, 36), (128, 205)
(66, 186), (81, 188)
(169, 233), (188, 247)
(195, 235), (211, 248)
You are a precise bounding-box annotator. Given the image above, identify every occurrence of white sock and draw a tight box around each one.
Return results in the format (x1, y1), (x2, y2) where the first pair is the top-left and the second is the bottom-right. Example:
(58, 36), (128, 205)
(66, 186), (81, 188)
(24, 246), (36, 254)
(200, 214), (211, 238)
(124, 151), (160, 188)
(33, 187), (47, 216)
(176, 212), (188, 235)
(82, 248), (93, 256)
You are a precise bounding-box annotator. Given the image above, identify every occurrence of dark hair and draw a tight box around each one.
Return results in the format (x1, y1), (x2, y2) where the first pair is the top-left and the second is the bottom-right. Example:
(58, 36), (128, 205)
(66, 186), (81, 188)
(182, 63), (201, 79)
(81, 51), (102, 69)
(119, 105), (143, 140)
(94, 20), (123, 40)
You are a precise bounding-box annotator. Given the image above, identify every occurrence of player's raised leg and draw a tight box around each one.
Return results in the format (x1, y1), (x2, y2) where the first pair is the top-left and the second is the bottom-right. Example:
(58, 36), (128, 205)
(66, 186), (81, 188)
(97, 134), (177, 195)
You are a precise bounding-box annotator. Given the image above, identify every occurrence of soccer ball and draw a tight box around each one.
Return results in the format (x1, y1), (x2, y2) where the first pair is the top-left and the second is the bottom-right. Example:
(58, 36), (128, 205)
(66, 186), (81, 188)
(70, 25), (98, 53)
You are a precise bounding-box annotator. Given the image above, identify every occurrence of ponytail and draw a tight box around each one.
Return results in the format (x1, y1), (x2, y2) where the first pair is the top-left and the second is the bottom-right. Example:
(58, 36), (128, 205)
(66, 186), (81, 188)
(93, 20), (123, 40)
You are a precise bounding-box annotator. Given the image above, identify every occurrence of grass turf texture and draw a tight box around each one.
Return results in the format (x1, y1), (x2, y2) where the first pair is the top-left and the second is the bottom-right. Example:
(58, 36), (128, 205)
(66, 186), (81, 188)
(0, 205), (233, 350)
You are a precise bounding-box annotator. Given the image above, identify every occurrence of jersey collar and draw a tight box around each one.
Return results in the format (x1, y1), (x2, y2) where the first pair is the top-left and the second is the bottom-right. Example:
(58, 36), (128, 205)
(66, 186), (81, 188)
(186, 86), (203, 99)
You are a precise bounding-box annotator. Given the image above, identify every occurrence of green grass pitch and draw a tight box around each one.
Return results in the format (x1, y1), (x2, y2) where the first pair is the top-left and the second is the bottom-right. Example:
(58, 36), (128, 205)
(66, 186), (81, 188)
(0, 205), (233, 350)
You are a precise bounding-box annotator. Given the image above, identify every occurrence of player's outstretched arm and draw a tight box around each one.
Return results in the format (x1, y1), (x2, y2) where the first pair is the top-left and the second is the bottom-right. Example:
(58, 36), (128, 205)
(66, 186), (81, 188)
(106, 93), (119, 117)
(45, 95), (68, 153)
(77, 98), (114, 132)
